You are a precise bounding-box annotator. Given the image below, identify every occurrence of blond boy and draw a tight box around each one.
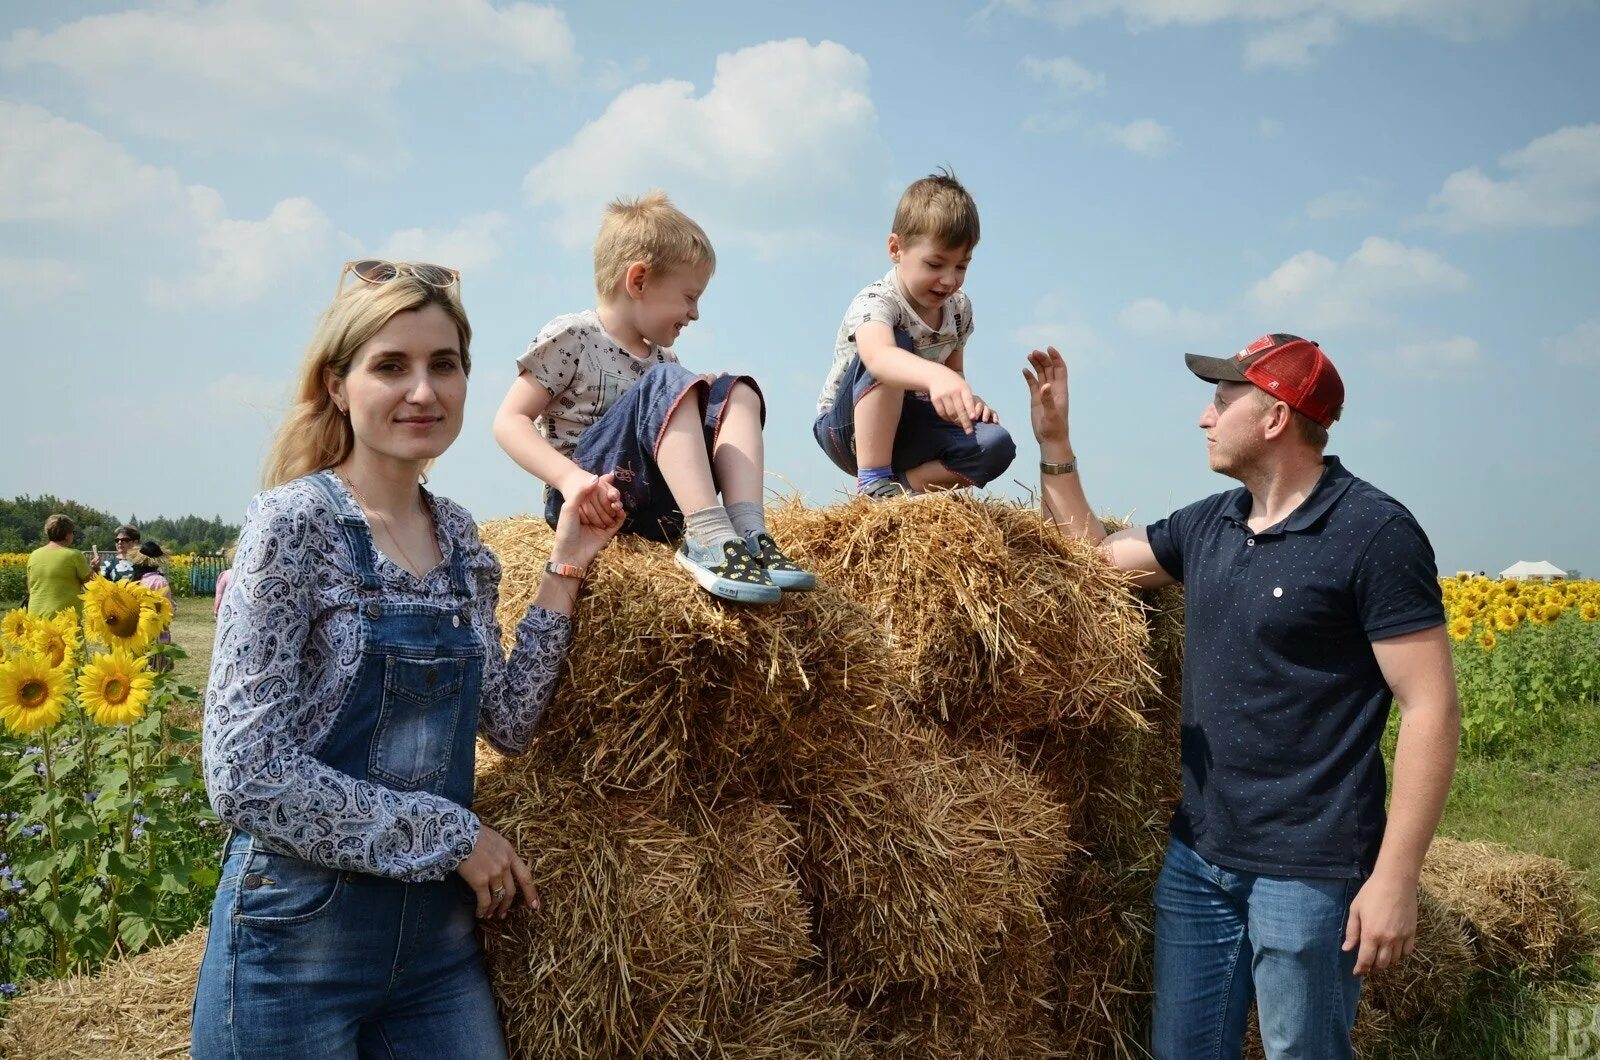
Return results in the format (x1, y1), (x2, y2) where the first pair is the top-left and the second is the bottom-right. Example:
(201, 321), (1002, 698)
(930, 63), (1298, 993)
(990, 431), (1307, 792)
(493, 192), (813, 604)
(814, 171), (1015, 498)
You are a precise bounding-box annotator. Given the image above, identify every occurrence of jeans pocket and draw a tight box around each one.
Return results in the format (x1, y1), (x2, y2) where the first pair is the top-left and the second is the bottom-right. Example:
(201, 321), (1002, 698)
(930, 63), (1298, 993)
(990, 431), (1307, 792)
(371, 656), (467, 789)
(234, 851), (345, 926)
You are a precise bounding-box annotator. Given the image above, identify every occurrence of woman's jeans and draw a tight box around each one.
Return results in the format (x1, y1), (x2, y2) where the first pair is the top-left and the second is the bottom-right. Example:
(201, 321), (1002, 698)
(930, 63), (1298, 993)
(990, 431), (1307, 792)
(1152, 837), (1363, 1060)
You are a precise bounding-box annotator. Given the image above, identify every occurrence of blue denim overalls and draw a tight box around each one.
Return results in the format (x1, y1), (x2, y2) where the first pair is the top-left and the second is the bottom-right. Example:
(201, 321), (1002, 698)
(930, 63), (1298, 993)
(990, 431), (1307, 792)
(192, 472), (505, 1059)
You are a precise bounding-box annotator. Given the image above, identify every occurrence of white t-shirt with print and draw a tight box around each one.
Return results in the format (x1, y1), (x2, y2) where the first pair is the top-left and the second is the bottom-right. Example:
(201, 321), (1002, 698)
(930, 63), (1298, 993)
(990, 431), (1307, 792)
(816, 267), (974, 414)
(516, 310), (678, 458)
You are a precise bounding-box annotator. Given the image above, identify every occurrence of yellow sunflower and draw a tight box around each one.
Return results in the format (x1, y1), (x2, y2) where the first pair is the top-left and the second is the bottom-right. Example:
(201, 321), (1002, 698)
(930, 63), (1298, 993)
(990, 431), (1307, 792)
(29, 612), (82, 670)
(1581, 601), (1599, 623)
(1477, 629), (1496, 651)
(82, 578), (152, 652)
(77, 648), (155, 727)
(136, 586), (173, 645)
(0, 650), (70, 735)
(1, 607), (37, 647)
(1540, 603), (1564, 624)
(1447, 616), (1473, 641)
(1492, 607), (1519, 632)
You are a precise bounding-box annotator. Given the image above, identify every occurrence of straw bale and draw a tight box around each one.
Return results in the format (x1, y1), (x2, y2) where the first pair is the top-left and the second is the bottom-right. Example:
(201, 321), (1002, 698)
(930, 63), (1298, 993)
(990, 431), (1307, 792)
(1050, 859), (1157, 1059)
(1421, 836), (1595, 975)
(768, 495), (1156, 736)
(1243, 1002), (1394, 1059)
(479, 516), (899, 802)
(705, 978), (875, 1059)
(0, 928), (206, 1059)
(1362, 891), (1478, 1024)
(779, 709), (1071, 996)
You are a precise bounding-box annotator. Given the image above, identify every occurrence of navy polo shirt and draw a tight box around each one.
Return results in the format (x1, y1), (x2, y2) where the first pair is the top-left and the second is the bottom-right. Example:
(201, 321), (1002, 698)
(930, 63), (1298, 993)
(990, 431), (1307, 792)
(1145, 456), (1445, 879)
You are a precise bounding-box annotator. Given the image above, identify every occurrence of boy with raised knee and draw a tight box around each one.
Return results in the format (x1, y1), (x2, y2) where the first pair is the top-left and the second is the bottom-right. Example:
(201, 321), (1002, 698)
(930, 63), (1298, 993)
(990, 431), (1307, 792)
(813, 170), (1015, 499)
(493, 192), (813, 604)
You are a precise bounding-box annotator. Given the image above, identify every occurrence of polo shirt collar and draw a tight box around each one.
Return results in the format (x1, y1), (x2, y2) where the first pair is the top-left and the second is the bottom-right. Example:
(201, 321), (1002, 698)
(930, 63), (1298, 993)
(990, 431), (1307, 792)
(1223, 456), (1355, 535)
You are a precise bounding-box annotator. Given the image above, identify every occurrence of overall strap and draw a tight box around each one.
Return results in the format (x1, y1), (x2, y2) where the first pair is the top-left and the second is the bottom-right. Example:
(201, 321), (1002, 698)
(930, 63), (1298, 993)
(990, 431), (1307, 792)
(305, 471), (381, 591)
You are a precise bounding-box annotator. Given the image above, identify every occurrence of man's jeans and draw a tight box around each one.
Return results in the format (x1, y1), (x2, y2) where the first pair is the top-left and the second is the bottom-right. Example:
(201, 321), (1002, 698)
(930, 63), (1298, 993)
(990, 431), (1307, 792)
(1152, 837), (1363, 1060)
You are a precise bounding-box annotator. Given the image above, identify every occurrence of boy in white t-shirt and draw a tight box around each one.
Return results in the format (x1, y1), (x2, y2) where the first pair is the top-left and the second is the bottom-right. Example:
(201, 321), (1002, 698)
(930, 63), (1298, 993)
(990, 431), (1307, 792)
(493, 192), (813, 604)
(814, 171), (1015, 498)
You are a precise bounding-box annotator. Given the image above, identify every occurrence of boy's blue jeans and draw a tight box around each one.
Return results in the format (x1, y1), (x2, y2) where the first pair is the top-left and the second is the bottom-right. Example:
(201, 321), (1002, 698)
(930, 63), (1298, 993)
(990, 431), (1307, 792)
(1152, 837), (1363, 1060)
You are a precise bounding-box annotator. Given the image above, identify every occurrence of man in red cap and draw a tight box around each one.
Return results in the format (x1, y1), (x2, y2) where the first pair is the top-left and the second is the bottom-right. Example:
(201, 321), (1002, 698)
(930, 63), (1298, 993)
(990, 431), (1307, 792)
(1024, 336), (1459, 1059)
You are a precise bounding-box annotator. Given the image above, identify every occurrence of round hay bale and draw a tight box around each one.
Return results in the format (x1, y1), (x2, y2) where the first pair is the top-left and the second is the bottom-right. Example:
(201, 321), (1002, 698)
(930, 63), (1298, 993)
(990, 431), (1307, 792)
(1421, 836), (1596, 975)
(479, 516), (900, 802)
(0, 928), (206, 1059)
(1362, 891), (1478, 1024)
(779, 709), (1071, 996)
(767, 495), (1156, 736)
(473, 767), (814, 1058)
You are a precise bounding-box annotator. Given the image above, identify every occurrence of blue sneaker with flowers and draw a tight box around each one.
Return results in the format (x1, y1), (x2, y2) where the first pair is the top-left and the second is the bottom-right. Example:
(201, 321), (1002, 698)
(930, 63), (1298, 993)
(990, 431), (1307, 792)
(674, 537), (782, 604)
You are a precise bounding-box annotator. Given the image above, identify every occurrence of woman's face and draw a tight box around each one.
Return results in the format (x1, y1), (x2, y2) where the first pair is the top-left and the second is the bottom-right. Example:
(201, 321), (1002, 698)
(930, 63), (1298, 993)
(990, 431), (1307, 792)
(330, 304), (467, 467)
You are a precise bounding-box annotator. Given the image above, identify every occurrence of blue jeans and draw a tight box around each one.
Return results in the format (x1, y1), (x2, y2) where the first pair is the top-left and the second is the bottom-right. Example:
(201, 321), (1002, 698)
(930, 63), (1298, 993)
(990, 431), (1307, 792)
(545, 362), (762, 543)
(1152, 837), (1363, 1060)
(812, 334), (1015, 488)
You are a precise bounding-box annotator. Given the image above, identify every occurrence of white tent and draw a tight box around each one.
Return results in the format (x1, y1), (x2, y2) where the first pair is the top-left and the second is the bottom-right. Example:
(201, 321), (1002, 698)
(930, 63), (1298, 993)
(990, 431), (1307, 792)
(1498, 559), (1567, 581)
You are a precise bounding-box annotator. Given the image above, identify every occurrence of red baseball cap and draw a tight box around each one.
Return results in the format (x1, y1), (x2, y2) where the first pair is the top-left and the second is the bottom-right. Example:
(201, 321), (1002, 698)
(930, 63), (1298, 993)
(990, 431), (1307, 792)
(1185, 334), (1344, 428)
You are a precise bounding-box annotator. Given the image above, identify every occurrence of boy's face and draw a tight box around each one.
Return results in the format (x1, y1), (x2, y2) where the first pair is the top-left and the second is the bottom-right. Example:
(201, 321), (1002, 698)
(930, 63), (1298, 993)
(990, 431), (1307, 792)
(631, 260), (713, 348)
(889, 234), (971, 314)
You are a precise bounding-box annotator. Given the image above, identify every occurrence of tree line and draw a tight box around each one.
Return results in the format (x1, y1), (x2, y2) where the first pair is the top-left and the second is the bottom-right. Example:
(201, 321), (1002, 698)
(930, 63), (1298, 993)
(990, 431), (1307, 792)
(0, 495), (241, 554)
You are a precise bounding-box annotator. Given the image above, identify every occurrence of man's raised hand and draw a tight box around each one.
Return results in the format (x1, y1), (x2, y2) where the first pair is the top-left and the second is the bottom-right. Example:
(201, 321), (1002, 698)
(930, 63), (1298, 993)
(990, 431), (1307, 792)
(1023, 347), (1070, 447)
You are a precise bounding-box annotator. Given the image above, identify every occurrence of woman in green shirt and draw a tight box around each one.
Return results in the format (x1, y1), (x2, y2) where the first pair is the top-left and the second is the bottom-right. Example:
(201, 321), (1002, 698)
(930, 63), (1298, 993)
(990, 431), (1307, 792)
(27, 514), (93, 618)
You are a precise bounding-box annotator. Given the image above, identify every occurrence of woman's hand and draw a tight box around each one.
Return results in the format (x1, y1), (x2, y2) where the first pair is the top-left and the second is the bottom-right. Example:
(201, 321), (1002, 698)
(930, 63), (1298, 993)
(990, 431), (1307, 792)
(550, 472), (624, 571)
(560, 469), (624, 528)
(457, 824), (539, 920)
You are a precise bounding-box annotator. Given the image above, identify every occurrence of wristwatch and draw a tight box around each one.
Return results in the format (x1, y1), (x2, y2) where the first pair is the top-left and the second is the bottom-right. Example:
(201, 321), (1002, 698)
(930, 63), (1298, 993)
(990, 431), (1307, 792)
(544, 560), (587, 581)
(1039, 458), (1078, 476)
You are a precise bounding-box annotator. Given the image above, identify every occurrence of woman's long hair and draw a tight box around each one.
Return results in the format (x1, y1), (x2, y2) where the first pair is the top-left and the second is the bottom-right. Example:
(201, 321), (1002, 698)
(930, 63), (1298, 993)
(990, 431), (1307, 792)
(262, 276), (473, 489)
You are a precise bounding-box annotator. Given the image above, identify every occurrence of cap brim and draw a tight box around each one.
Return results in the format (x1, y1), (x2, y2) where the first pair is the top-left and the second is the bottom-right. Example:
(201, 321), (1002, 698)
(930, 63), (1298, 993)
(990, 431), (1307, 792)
(1185, 352), (1249, 384)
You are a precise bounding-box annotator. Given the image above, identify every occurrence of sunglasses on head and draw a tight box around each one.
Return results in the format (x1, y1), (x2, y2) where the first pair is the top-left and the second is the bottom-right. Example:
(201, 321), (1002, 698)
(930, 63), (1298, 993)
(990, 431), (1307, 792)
(336, 259), (461, 298)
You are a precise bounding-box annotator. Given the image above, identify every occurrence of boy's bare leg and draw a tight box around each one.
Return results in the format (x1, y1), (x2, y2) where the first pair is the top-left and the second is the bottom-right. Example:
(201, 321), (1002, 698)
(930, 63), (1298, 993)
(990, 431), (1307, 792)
(711, 381), (764, 506)
(853, 383), (904, 473)
(905, 462), (967, 492)
(656, 396), (720, 513)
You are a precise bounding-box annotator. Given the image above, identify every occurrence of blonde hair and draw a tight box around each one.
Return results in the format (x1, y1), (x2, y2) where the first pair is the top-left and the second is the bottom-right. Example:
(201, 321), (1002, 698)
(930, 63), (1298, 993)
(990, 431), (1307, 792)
(892, 168), (980, 251)
(593, 191), (715, 297)
(262, 275), (472, 489)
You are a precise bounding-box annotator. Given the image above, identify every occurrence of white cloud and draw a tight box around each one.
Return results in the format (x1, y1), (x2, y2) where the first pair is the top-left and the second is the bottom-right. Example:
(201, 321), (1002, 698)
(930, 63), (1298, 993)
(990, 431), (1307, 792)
(1421, 124), (1600, 232)
(0, 102), (186, 223)
(1544, 319), (1600, 368)
(1247, 236), (1469, 331)
(1012, 291), (1105, 361)
(1020, 55), (1106, 95)
(1102, 118), (1174, 157)
(376, 213), (508, 275)
(163, 192), (342, 305)
(1389, 336), (1483, 377)
(526, 39), (885, 251)
(1119, 297), (1227, 340)
(1244, 15), (1341, 69)
(1306, 188), (1371, 221)
(1, 1), (574, 158)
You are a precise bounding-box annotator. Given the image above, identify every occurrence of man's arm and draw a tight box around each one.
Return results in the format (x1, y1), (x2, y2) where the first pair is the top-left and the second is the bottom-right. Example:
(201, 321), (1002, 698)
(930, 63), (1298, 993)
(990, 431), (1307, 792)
(1342, 624), (1460, 974)
(1024, 347), (1173, 588)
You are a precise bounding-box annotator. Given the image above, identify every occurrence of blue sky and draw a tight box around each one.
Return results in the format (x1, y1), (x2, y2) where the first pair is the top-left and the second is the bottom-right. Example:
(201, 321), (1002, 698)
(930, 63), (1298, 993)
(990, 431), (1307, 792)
(4, 0), (1597, 575)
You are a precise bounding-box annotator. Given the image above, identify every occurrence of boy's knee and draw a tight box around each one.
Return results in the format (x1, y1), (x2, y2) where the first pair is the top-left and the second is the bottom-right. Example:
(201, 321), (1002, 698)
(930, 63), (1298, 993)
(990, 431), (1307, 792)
(973, 425), (1016, 484)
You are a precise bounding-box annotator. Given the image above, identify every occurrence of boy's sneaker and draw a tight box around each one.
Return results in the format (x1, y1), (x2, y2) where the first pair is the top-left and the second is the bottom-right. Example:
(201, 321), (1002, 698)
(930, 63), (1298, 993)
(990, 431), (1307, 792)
(675, 538), (782, 604)
(860, 477), (912, 500)
(745, 532), (816, 592)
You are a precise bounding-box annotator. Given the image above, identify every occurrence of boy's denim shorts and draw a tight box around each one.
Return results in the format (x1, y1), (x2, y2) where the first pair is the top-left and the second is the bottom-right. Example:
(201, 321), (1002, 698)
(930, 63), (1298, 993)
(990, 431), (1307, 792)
(811, 332), (1015, 488)
(545, 362), (763, 543)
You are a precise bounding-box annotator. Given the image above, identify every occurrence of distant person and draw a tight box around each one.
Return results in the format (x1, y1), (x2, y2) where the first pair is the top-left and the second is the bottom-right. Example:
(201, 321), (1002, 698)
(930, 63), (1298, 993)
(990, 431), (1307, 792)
(133, 541), (176, 662)
(212, 545), (237, 616)
(26, 514), (93, 618)
(1024, 335), (1459, 1060)
(94, 524), (143, 582)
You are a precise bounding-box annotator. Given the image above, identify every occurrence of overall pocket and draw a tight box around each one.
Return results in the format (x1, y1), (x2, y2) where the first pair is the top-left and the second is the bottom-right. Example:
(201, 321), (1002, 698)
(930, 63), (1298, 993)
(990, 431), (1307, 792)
(233, 850), (345, 926)
(370, 655), (467, 789)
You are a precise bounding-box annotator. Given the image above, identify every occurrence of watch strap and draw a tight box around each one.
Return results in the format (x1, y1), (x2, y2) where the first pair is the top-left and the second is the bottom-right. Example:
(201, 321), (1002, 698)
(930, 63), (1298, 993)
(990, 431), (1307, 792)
(545, 560), (587, 580)
(1040, 458), (1078, 476)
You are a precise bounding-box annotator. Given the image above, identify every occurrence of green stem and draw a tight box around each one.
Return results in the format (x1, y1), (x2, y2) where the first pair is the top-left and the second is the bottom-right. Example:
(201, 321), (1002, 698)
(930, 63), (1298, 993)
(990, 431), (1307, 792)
(40, 732), (68, 977)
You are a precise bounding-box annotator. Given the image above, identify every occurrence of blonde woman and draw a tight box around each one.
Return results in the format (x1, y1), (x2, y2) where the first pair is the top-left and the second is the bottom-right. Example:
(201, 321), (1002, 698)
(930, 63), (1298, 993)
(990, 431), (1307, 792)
(191, 261), (622, 1059)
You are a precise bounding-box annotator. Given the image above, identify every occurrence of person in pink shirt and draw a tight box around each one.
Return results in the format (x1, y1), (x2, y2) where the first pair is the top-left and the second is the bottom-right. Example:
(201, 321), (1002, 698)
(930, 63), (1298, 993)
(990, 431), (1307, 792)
(134, 541), (176, 670)
(212, 547), (236, 616)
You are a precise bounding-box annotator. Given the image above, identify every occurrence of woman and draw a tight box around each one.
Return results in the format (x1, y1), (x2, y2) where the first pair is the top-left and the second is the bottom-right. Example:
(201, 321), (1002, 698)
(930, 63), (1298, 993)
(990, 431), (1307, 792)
(211, 545), (236, 616)
(132, 541), (176, 666)
(26, 514), (93, 618)
(191, 261), (623, 1059)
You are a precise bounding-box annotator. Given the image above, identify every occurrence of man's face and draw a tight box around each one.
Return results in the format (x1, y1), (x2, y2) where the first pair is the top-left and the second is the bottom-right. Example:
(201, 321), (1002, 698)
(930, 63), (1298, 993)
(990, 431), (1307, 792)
(1198, 381), (1271, 477)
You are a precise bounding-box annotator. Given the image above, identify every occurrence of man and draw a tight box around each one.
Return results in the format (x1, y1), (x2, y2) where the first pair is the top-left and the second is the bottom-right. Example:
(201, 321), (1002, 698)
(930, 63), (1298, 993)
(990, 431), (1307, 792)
(95, 524), (142, 582)
(1023, 335), (1459, 1059)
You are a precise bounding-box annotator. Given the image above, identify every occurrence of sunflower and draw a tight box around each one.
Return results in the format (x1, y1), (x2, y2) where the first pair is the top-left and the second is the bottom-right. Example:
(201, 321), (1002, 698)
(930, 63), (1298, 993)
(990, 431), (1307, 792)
(77, 648), (155, 727)
(82, 578), (152, 652)
(1477, 629), (1497, 651)
(1493, 607), (1519, 632)
(1581, 601), (1599, 623)
(1540, 603), (1564, 624)
(0, 651), (70, 735)
(1, 608), (37, 647)
(29, 613), (82, 670)
(136, 586), (173, 645)
(1447, 616), (1473, 641)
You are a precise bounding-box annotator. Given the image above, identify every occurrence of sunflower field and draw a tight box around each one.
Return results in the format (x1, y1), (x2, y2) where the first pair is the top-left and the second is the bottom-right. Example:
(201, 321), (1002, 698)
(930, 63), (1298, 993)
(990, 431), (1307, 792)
(0, 580), (218, 994)
(0, 553), (226, 601)
(1441, 575), (1600, 754)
